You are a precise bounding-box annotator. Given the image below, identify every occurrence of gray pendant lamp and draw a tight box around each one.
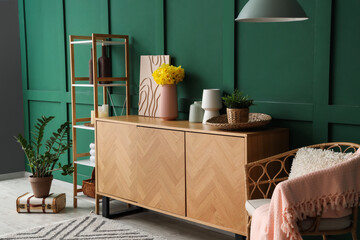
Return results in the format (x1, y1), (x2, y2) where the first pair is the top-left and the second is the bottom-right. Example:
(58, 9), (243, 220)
(235, 0), (308, 22)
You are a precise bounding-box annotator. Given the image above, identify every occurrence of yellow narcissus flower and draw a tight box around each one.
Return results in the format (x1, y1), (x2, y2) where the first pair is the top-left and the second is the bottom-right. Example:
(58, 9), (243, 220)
(152, 64), (185, 85)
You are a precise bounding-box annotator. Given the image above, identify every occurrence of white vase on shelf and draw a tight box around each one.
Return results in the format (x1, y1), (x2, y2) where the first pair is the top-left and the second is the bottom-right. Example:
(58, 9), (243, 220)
(201, 89), (222, 124)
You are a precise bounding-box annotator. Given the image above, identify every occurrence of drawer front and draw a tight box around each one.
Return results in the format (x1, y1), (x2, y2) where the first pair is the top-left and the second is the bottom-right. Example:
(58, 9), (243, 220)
(96, 121), (137, 202)
(137, 127), (185, 216)
(186, 132), (247, 233)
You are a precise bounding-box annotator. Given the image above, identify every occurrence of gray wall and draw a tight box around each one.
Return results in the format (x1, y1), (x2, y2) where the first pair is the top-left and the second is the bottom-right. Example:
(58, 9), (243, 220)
(0, 0), (24, 174)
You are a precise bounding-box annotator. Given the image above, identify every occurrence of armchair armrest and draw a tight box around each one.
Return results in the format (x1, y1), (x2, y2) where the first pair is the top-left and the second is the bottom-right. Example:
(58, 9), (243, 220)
(245, 149), (297, 200)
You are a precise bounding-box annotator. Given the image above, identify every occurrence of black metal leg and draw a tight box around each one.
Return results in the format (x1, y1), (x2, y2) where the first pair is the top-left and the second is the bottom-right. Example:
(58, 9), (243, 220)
(102, 196), (110, 218)
(102, 196), (144, 219)
(235, 234), (246, 240)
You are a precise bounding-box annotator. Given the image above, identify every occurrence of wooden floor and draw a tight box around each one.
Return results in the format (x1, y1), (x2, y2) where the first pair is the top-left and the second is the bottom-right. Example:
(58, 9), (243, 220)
(0, 176), (234, 240)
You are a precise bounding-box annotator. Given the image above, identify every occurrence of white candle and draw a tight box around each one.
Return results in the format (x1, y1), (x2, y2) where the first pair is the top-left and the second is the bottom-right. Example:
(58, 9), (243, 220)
(98, 104), (109, 118)
(102, 104), (109, 115)
(90, 110), (95, 124)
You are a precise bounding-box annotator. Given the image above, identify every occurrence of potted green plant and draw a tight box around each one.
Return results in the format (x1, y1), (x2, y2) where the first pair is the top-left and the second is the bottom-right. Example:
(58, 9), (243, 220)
(15, 116), (73, 198)
(222, 90), (254, 123)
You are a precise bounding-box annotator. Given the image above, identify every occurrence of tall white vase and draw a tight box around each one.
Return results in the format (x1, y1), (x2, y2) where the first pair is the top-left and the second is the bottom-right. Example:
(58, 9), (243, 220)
(201, 89), (222, 124)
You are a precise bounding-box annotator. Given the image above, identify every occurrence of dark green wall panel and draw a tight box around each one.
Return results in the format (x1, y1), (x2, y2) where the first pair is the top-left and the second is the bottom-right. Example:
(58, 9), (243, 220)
(329, 0), (360, 106)
(110, 0), (163, 112)
(25, 0), (65, 91)
(65, 0), (109, 91)
(271, 120), (313, 149)
(328, 105), (360, 125)
(166, 0), (224, 106)
(251, 102), (313, 122)
(329, 123), (360, 143)
(65, 0), (108, 35)
(28, 101), (63, 142)
(236, 0), (315, 104)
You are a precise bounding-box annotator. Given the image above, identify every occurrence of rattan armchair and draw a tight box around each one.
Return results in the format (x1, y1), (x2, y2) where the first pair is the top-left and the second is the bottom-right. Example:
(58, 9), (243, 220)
(245, 142), (360, 240)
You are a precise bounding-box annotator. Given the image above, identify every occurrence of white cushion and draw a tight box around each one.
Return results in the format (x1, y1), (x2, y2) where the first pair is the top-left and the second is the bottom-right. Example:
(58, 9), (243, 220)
(288, 147), (353, 179)
(246, 199), (352, 231)
(299, 215), (352, 231)
(245, 199), (271, 216)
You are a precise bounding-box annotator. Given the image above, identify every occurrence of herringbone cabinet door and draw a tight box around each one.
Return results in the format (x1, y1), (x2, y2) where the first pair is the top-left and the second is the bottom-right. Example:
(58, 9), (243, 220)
(186, 132), (246, 234)
(137, 127), (185, 216)
(97, 122), (138, 202)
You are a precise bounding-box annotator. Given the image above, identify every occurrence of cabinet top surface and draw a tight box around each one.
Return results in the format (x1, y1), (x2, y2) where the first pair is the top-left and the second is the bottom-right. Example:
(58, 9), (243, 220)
(96, 115), (287, 137)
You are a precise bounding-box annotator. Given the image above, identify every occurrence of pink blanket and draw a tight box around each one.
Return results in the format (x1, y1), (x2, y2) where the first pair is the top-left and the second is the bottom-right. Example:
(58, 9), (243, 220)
(250, 149), (360, 240)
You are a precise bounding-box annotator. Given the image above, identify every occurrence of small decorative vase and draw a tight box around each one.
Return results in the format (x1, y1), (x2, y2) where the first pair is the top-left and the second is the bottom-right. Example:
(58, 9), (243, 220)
(29, 175), (53, 198)
(89, 48), (93, 84)
(189, 101), (204, 123)
(98, 45), (112, 84)
(201, 89), (222, 124)
(227, 108), (249, 124)
(159, 84), (178, 120)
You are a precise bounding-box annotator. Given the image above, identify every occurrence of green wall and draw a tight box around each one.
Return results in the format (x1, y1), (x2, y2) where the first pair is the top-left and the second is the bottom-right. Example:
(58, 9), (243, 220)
(18, 0), (360, 178)
(237, 0), (360, 152)
(18, 1), (360, 237)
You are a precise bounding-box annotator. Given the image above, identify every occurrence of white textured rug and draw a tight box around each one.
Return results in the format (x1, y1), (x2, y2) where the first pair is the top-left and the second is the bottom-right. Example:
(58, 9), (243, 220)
(0, 214), (166, 240)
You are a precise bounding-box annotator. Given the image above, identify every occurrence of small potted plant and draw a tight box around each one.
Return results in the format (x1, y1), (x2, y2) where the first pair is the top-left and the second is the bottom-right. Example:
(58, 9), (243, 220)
(15, 116), (73, 198)
(222, 90), (254, 124)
